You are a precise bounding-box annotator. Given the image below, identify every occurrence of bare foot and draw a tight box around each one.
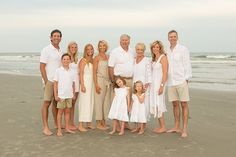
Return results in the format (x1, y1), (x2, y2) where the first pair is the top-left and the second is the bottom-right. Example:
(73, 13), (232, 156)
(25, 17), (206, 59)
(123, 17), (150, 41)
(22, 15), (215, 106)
(131, 128), (138, 133)
(138, 130), (144, 135)
(57, 131), (63, 137)
(42, 129), (53, 136)
(78, 127), (88, 132)
(97, 125), (107, 130)
(167, 128), (181, 133)
(153, 128), (167, 134)
(87, 125), (95, 130)
(181, 131), (188, 138)
(118, 131), (124, 136)
(65, 129), (75, 134)
(109, 130), (116, 135)
(69, 125), (77, 131)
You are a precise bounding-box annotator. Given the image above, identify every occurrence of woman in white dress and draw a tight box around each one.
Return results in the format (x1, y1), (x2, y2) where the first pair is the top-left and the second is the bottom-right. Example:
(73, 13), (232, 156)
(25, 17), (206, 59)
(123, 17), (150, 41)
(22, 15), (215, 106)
(149, 40), (168, 133)
(130, 81), (147, 134)
(67, 41), (80, 130)
(108, 76), (130, 135)
(133, 43), (151, 120)
(78, 44), (94, 132)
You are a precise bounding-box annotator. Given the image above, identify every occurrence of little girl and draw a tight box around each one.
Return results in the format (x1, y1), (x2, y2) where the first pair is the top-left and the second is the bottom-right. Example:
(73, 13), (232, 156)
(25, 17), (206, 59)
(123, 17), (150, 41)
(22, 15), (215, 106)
(108, 76), (130, 135)
(130, 81), (147, 134)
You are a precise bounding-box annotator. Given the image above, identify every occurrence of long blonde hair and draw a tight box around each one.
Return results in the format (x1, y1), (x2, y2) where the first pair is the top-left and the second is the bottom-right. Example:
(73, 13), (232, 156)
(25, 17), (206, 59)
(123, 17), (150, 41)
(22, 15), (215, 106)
(150, 40), (165, 62)
(83, 44), (94, 64)
(67, 41), (79, 64)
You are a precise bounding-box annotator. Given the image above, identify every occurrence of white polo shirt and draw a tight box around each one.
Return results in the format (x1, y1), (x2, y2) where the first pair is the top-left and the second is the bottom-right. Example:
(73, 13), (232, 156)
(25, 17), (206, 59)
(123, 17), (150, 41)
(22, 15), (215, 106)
(108, 46), (135, 77)
(166, 43), (192, 86)
(40, 44), (63, 82)
(54, 66), (76, 99)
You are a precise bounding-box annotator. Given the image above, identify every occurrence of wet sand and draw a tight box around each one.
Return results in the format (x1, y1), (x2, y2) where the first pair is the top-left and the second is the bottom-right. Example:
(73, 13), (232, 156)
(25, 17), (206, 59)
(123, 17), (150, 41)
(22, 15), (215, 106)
(0, 74), (235, 157)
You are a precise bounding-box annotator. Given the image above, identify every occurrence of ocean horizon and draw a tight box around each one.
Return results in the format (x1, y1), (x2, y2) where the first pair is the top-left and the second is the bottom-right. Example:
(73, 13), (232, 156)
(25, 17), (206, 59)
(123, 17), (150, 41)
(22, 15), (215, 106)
(0, 51), (236, 92)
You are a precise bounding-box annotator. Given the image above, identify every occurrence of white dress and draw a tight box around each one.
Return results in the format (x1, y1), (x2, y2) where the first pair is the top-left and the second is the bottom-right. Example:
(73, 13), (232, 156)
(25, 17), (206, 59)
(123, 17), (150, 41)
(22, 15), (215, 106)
(150, 54), (167, 118)
(69, 61), (79, 92)
(130, 94), (147, 123)
(78, 63), (94, 122)
(133, 57), (151, 121)
(108, 87), (129, 122)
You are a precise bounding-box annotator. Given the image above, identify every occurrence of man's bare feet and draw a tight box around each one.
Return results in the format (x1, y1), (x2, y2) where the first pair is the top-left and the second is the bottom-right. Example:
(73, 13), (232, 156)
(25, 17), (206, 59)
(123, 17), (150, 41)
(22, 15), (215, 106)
(69, 125), (77, 131)
(78, 127), (88, 132)
(65, 129), (75, 134)
(97, 125), (107, 130)
(57, 131), (63, 137)
(43, 129), (53, 136)
(138, 130), (144, 135)
(109, 130), (116, 135)
(181, 130), (188, 138)
(87, 126), (95, 130)
(153, 128), (167, 134)
(167, 128), (181, 133)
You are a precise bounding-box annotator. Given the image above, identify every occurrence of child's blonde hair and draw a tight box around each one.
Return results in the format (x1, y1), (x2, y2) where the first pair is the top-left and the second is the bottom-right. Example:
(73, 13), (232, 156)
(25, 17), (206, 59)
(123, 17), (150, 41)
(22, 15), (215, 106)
(133, 81), (145, 94)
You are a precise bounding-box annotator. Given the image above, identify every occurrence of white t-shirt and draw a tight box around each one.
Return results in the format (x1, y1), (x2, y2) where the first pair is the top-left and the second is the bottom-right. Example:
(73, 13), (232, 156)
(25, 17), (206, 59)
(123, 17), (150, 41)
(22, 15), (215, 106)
(40, 44), (63, 82)
(133, 57), (152, 84)
(166, 43), (192, 86)
(53, 66), (76, 99)
(108, 46), (135, 77)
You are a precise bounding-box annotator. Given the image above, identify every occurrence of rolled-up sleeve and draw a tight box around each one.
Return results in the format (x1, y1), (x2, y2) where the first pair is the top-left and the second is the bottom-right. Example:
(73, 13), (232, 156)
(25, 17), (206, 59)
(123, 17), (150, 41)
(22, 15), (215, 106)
(40, 48), (48, 64)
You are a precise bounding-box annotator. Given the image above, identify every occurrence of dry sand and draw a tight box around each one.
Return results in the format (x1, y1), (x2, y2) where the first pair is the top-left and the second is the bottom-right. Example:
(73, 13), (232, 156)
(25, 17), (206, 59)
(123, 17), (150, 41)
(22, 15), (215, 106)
(0, 74), (235, 157)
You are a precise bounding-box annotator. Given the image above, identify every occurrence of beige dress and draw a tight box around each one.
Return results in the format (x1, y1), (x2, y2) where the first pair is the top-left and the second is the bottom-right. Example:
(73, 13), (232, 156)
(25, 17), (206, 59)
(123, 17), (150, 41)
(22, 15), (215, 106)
(78, 63), (94, 122)
(94, 60), (112, 120)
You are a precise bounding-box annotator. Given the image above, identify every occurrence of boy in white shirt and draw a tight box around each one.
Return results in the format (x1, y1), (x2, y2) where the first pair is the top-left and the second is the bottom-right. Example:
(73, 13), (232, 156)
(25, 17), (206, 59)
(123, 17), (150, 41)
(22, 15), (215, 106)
(54, 53), (76, 136)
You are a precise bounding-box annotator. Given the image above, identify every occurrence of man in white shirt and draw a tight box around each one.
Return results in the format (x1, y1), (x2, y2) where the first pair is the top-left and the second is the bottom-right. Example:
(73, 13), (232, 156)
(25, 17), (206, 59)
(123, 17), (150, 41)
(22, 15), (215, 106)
(108, 34), (135, 130)
(40, 29), (63, 136)
(166, 30), (192, 138)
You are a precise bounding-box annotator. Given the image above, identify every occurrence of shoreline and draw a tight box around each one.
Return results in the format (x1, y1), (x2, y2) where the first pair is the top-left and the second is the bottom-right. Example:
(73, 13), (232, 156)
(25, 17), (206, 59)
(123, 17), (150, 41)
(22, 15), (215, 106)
(0, 73), (235, 157)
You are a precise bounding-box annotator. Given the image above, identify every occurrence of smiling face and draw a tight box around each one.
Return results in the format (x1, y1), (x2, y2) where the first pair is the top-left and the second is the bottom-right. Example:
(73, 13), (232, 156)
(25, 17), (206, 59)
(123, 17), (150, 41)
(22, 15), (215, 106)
(135, 44), (145, 58)
(69, 43), (78, 55)
(120, 35), (130, 50)
(168, 32), (178, 46)
(85, 45), (94, 57)
(116, 78), (124, 88)
(61, 55), (71, 67)
(135, 82), (143, 93)
(98, 41), (107, 53)
(152, 43), (161, 56)
(50, 32), (61, 46)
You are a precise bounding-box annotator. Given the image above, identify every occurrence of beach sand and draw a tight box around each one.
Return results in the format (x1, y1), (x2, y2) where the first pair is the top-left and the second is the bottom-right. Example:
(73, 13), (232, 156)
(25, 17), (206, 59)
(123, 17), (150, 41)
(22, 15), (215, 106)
(0, 74), (235, 157)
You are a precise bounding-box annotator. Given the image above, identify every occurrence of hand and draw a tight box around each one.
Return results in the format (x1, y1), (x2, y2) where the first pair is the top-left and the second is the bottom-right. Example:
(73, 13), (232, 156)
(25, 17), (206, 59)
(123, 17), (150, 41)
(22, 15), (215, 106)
(55, 96), (60, 102)
(72, 95), (76, 100)
(81, 85), (86, 93)
(95, 85), (101, 94)
(128, 106), (132, 113)
(158, 86), (164, 95)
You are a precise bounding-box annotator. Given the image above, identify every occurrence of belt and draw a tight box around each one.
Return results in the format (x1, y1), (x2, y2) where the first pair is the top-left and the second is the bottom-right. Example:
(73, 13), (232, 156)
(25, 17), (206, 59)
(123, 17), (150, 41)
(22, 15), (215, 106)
(114, 75), (133, 80)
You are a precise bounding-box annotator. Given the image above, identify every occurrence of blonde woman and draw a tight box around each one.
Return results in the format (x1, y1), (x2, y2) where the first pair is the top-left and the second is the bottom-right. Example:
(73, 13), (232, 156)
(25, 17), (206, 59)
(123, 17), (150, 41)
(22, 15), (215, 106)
(93, 40), (111, 130)
(78, 44), (94, 132)
(149, 40), (168, 134)
(67, 41), (80, 130)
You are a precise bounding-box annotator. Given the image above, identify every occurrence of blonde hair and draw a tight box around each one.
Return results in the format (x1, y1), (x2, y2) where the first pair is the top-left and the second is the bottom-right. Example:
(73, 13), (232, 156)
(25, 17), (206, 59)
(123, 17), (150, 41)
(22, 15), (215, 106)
(98, 40), (109, 52)
(135, 43), (146, 51)
(83, 44), (94, 64)
(67, 41), (79, 64)
(133, 81), (145, 94)
(150, 40), (165, 62)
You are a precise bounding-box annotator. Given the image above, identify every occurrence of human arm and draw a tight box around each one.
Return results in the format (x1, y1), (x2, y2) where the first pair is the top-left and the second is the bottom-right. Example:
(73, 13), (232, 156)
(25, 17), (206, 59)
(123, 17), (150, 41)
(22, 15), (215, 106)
(158, 55), (168, 95)
(137, 94), (145, 104)
(54, 81), (60, 101)
(79, 58), (86, 93)
(127, 88), (131, 112)
(40, 63), (48, 85)
(93, 56), (101, 94)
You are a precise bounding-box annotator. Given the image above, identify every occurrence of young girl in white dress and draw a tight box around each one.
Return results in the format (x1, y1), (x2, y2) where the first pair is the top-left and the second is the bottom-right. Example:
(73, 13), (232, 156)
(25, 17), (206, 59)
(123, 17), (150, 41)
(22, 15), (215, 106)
(108, 76), (130, 135)
(130, 81), (147, 135)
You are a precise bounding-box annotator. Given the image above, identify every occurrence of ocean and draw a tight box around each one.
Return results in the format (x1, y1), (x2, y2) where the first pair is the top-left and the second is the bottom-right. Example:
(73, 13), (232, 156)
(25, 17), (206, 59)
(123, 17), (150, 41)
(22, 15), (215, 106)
(0, 52), (236, 91)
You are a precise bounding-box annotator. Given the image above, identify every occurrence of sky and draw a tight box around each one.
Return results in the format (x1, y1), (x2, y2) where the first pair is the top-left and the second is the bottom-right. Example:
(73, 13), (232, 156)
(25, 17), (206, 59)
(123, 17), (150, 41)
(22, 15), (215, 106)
(0, 0), (236, 53)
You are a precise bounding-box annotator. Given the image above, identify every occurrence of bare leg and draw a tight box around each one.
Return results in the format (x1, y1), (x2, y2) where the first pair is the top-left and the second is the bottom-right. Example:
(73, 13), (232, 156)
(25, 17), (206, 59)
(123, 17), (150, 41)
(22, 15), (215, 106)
(41, 101), (53, 136)
(119, 121), (125, 135)
(181, 102), (189, 138)
(70, 93), (78, 130)
(153, 115), (167, 133)
(167, 101), (181, 133)
(131, 123), (139, 133)
(87, 122), (95, 129)
(65, 108), (75, 134)
(109, 120), (117, 134)
(138, 123), (145, 135)
(101, 120), (109, 130)
(57, 109), (64, 136)
(51, 100), (58, 128)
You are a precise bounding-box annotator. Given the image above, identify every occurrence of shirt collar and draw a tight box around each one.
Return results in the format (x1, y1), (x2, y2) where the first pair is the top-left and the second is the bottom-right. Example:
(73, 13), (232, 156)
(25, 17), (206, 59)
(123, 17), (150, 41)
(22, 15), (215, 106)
(50, 43), (60, 51)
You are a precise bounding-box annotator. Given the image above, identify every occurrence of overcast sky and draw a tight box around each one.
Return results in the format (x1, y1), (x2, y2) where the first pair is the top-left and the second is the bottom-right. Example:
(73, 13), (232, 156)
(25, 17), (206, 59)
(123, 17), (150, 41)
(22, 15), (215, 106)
(0, 0), (236, 53)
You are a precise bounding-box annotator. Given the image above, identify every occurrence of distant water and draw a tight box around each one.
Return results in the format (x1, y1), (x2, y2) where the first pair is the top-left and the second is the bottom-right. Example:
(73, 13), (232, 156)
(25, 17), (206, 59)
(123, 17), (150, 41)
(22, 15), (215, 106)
(0, 52), (236, 91)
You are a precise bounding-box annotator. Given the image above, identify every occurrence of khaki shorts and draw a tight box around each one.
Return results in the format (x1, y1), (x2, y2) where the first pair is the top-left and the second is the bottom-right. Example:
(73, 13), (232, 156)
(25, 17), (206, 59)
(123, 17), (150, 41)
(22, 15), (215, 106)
(168, 81), (190, 102)
(57, 98), (72, 109)
(43, 81), (54, 101)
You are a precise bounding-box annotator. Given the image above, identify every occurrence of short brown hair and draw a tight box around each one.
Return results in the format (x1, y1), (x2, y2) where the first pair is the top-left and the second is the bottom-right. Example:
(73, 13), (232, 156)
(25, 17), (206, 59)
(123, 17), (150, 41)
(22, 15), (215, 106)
(168, 30), (178, 36)
(61, 53), (71, 60)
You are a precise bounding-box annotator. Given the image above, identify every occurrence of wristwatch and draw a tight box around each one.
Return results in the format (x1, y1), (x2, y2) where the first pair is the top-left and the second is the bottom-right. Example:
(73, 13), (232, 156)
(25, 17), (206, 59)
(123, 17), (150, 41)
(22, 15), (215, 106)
(160, 83), (164, 87)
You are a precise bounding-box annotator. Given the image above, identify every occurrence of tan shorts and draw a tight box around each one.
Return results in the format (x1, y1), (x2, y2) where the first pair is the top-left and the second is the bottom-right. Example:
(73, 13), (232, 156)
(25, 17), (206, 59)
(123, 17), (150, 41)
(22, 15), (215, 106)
(57, 98), (72, 109)
(43, 81), (54, 101)
(168, 81), (190, 102)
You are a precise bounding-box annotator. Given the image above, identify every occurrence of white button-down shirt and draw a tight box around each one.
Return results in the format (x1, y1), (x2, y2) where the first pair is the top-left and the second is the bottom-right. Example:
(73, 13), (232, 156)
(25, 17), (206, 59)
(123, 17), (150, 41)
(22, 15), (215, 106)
(54, 66), (76, 99)
(108, 46), (135, 77)
(40, 44), (63, 82)
(166, 43), (192, 86)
